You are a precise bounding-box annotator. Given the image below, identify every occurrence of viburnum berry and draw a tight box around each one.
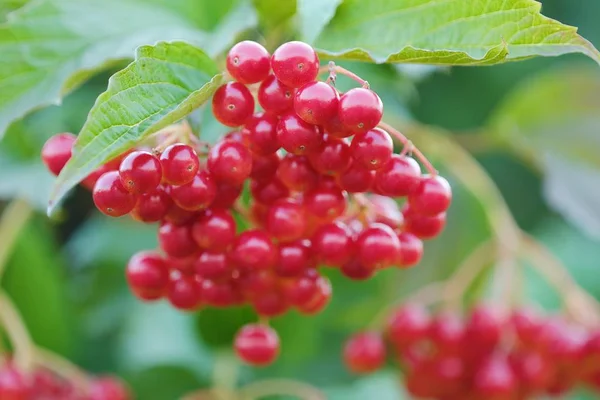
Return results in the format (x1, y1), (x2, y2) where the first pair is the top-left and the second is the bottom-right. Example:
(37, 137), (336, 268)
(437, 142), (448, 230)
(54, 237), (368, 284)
(201, 279), (241, 307)
(397, 232), (424, 267)
(294, 81), (339, 125)
(194, 251), (230, 281)
(82, 164), (112, 190)
(343, 332), (386, 374)
(230, 229), (277, 270)
(387, 304), (430, 349)
(304, 185), (347, 221)
(126, 251), (169, 300)
(340, 259), (375, 280)
(338, 161), (375, 193)
(251, 152), (281, 181)
(472, 354), (518, 400)
(277, 113), (323, 155)
(253, 289), (290, 317)
(312, 221), (354, 266)
(308, 136), (352, 176)
(159, 144), (199, 186)
(168, 253), (198, 276)
(276, 154), (319, 192)
(266, 199), (307, 242)
(118, 150), (162, 194)
(169, 171), (216, 211)
(338, 88), (383, 134)
(350, 127), (393, 170)
(243, 112), (281, 156)
(158, 221), (198, 258)
(271, 41), (319, 88)
(258, 75), (294, 115)
(93, 171), (138, 217)
(41, 132), (76, 176)
(167, 275), (203, 311)
(409, 175), (452, 216)
(234, 323), (280, 366)
(297, 276), (331, 314)
(403, 207), (447, 239)
(324, 113), (353, 139)
(212, 82), (255, 127)
(88, 376), (130, 400)
(226, 40), (270, 84)
(208, 140), (253, 185)
(275, 240), (312, 277)
(212, 182), (243, 209)
(163, 202), (196, 226)
(191, 209), (236, 251)
(368, 194), (403, 228)
(130, 187), (172, 223)
(250, 177), (290, 205)
(356, 223), (401, 269)
(429, 312), (465, 356)
(375, 154), (421, 197)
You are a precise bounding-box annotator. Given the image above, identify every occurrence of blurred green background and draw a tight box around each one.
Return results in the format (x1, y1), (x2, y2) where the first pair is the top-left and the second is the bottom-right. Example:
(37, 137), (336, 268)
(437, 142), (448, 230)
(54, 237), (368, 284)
(1, 0), (600, 399)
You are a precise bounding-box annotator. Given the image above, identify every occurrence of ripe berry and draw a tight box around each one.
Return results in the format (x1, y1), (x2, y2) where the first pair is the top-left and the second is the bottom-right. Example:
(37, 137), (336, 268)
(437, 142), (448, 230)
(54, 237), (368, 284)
(192, 209), (236, 251)
(167, 275), (203, 311)
(159, 144), (199, 186)
(208, 140), (253, 185)
(403, 207), (447, 239)
(234, 324), (280, 366)
(163, 203), (197, 226)
(387, 304), (430, 349)
(368, 194), (403, 228)
(251, 153), (281, 181)
(212, 182), (243, 209)
(356, 223), (401, 269)
(194, 251), (230, 281)
(509, 350), (553, 393)
(338, 161), (375, 193)
(276, 154), (319, 192)
(397, 232), (423, 267)
(324, 113), (353, 139)
(340, 259), (375, 280)
(304, 186), (346, 221)
(126, 251), (169, 300)
(168, 253), (198, 275)
(244, 112), (281, 156)
(250, 177), (290, 205)
(409, 175), (452, 216)
(201, 279), (241, 307)
(82, 164), (112, 190)
(350, 128), (393, 170)
(294, 81), (339, 125)
(266, 199), (307, 242)
(312, 221), (354, 266)
(258, 75), (294, 115)
(93, 171), (137, 217)
(271, 41), (319, 88)
(473, 354), (518, 400)
(41, 132), (76, 175)
(212, 82), (255, 127)
(296, 275), (331, 314)
(118, 151), (162, 194)
(465, 305), (504, 357)
(239, 270), (278, 300)
(158, 221), (198, 258)
(130, 187), (171, 222)
(277, 113), (322, 155)
(226, 40), (270, 84)
(169, 172), (216, 211)
(275, 240), (312, 277)
(343, 332), (385, 374)
(88, 377), (130, 400)
(375, 155), (421, 196)
(338, 88), (383, 134)
(230, 229), (277, 270)
(253, 289), (290, 317)
(510, 309), (542, 348)
(308, 136), (352, 176)
(429, 313), (465, 356)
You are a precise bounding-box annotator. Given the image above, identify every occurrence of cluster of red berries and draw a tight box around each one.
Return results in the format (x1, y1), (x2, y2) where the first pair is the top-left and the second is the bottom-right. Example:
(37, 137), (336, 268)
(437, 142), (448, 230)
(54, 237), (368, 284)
(41, 40), (451, 367)
(0, 360), (129, 400)
(343, 304), (600, 399)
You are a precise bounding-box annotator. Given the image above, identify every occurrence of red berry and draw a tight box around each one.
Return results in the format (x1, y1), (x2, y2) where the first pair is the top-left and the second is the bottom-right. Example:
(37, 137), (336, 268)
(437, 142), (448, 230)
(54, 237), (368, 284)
(167, 253), (198, 275)
(250, 177), (290, 205)
(212, 82), (255, 127)
(284, 269), (318, 305)
(194, 251), (230, 281)
(266, 199), (307, 242)
(276, 154), (319, 192)
(296, 275), (331, 314)
(253, 289), (290, 317)
(88, 376), (130, 400)
(230, 229), (277, 270)
(350, 127), (393, 170)
(212, 182), (243, 209)
(308, 136), (352, 176)
(159, 144), (199, 186)
(403, 207), (447, 239)
(343, 332), (385, 374)
(304, 186), (346, 221)
(312, 221), (354, 266)
(167, 275), (203, 311)
(226, 40), (270, 84)
(338, 161), (375, 193)
(473, 354), (518, 400)
(338, 88), (383, 134)
(356, 223), (401, 269)
(169, 171), (216, 211)
(374, 155), (421, 197)
(464, 305), (504, 362)
(271, 41), (319, 88)
(234, 324), (280, 366)
(192, 209), (236, 251)
(510, 309), (542, 348)
(163, 203), (197, 226)
(0, 365), (29, 400)
(508, 350), (553, 393)
(258, 75), (294, 115)
(126, 251), (169, 300)
(251, 153), (281, 181)
(208, 140), (253, 185)
(277, 113), (322, 155)
(368, 194), (403, 228)
(93, 171), (137, 217)
(201, 279), (241, 307)
(158, 221), (198, 257)
(429, 313), (465, 356)
(41, 132), (76, 175)
(324, 113), (353, 139)
(275, 240), (312, 277)
(397, 232), (423, 267)
(387, 304), (430, 349)
(340, 259), (375, 280)
(119, 151), (162, 194)
(82, 164), (112, 190)
(294, 81), (339, 125)
(239, 270), (278, 300)
(409, 175), (452, 216)
(243, 112), (281, 156)
(130, 187), (171, 222)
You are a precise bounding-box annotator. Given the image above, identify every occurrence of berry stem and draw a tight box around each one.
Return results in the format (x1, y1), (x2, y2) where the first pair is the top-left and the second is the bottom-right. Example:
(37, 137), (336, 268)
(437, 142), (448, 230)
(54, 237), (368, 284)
(35, 347), (91, 392)
(238, 378), (326, 400)
(378, 122), (438, 176)
(0, 199), (33, 280)
(0, 291), (35, 373)
(319, 63), (369, 88)
(211, 350), (238, 394)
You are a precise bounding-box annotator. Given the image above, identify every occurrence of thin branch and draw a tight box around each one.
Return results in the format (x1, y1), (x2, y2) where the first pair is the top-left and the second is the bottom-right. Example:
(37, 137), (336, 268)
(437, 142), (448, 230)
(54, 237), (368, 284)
(35, 347), (91, 392)
(0, 291), (34, 372)
(0, 199), (33, 281)
(377, 122), (437, 176)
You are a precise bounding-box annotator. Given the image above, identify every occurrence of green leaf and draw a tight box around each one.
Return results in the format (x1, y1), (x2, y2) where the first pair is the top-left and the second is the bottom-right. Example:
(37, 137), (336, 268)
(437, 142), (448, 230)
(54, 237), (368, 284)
(253, 0), (296, 29)
(488, 66), (600, 239)
(311, 0), (600, 65)
(0, 0), (256, 137)
(0, 156), (53, 211)
(0, 0), (27, 21)
(48, 41), (224, 214)
(298, 0), (342, 44)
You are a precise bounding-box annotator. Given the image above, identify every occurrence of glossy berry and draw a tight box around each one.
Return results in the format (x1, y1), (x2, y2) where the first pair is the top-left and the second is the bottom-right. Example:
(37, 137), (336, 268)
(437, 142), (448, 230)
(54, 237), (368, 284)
(338, 161), (375, 193)
(338, 88), (383, 134)
(271, 41), (319, 88)
(304, 186), (346, 221)
(324, 113), (353, 139)
(158, 221), (198, 258)
(277, 113), (322, 155)
(294, 81), (339, 125)
(308, 136), (352, 176)
(212, 82), (255, 127)
(212, 182), (243, 209)
(387, 304), (430, 349)
(163, 203), (196, 226)
(234, 324), (280, 366)
(208, 140), (253, 185)
(192, 209), (236, 251)
(296, 275), (331, 315)
(41, 132), (76, 175)
(119, 151), (162, 194)
(340, 259), (375, 280)
(159, 144), (199, 186)
(312, 221), (354, 266)
(82, 164), (112, 190)
(167, 275), (202, 311)
(276, 154), (319, 192)
(226, 40), (270, 84)
(473, 354), (518, 400)
(244, 112), (281, 156)
(250, 177), (290, 205)
(194, 251), (230, 281)
(403, 208), (447, 239)
(253, 289), (290, 317)
(266, 199), (307, 242)
(397, 232), (424, 267)
(276, 240), (312, 277)
(369, 194), (403, 228)
(131, 187), (171, 222)
(168, 253), (198, 276)
(202, 279), (241, 307)
(465, 305), (504, 355)
(126, 251), (169, 300)
(258, 75), (294, 114)
(251, 153), (281, 181)
(375, 155), (421, 197)
(88, 377), (130, 400)
(409, 175), (452, 216)
(356, 223), (401, 269)
(343, 332), (386, 374)
(350, 128), (393, 170)
(169, 172), (216, 211)
(93, 171), (137, 217)
(429, 313), (465, 356)
(230, 229), (277, 270)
